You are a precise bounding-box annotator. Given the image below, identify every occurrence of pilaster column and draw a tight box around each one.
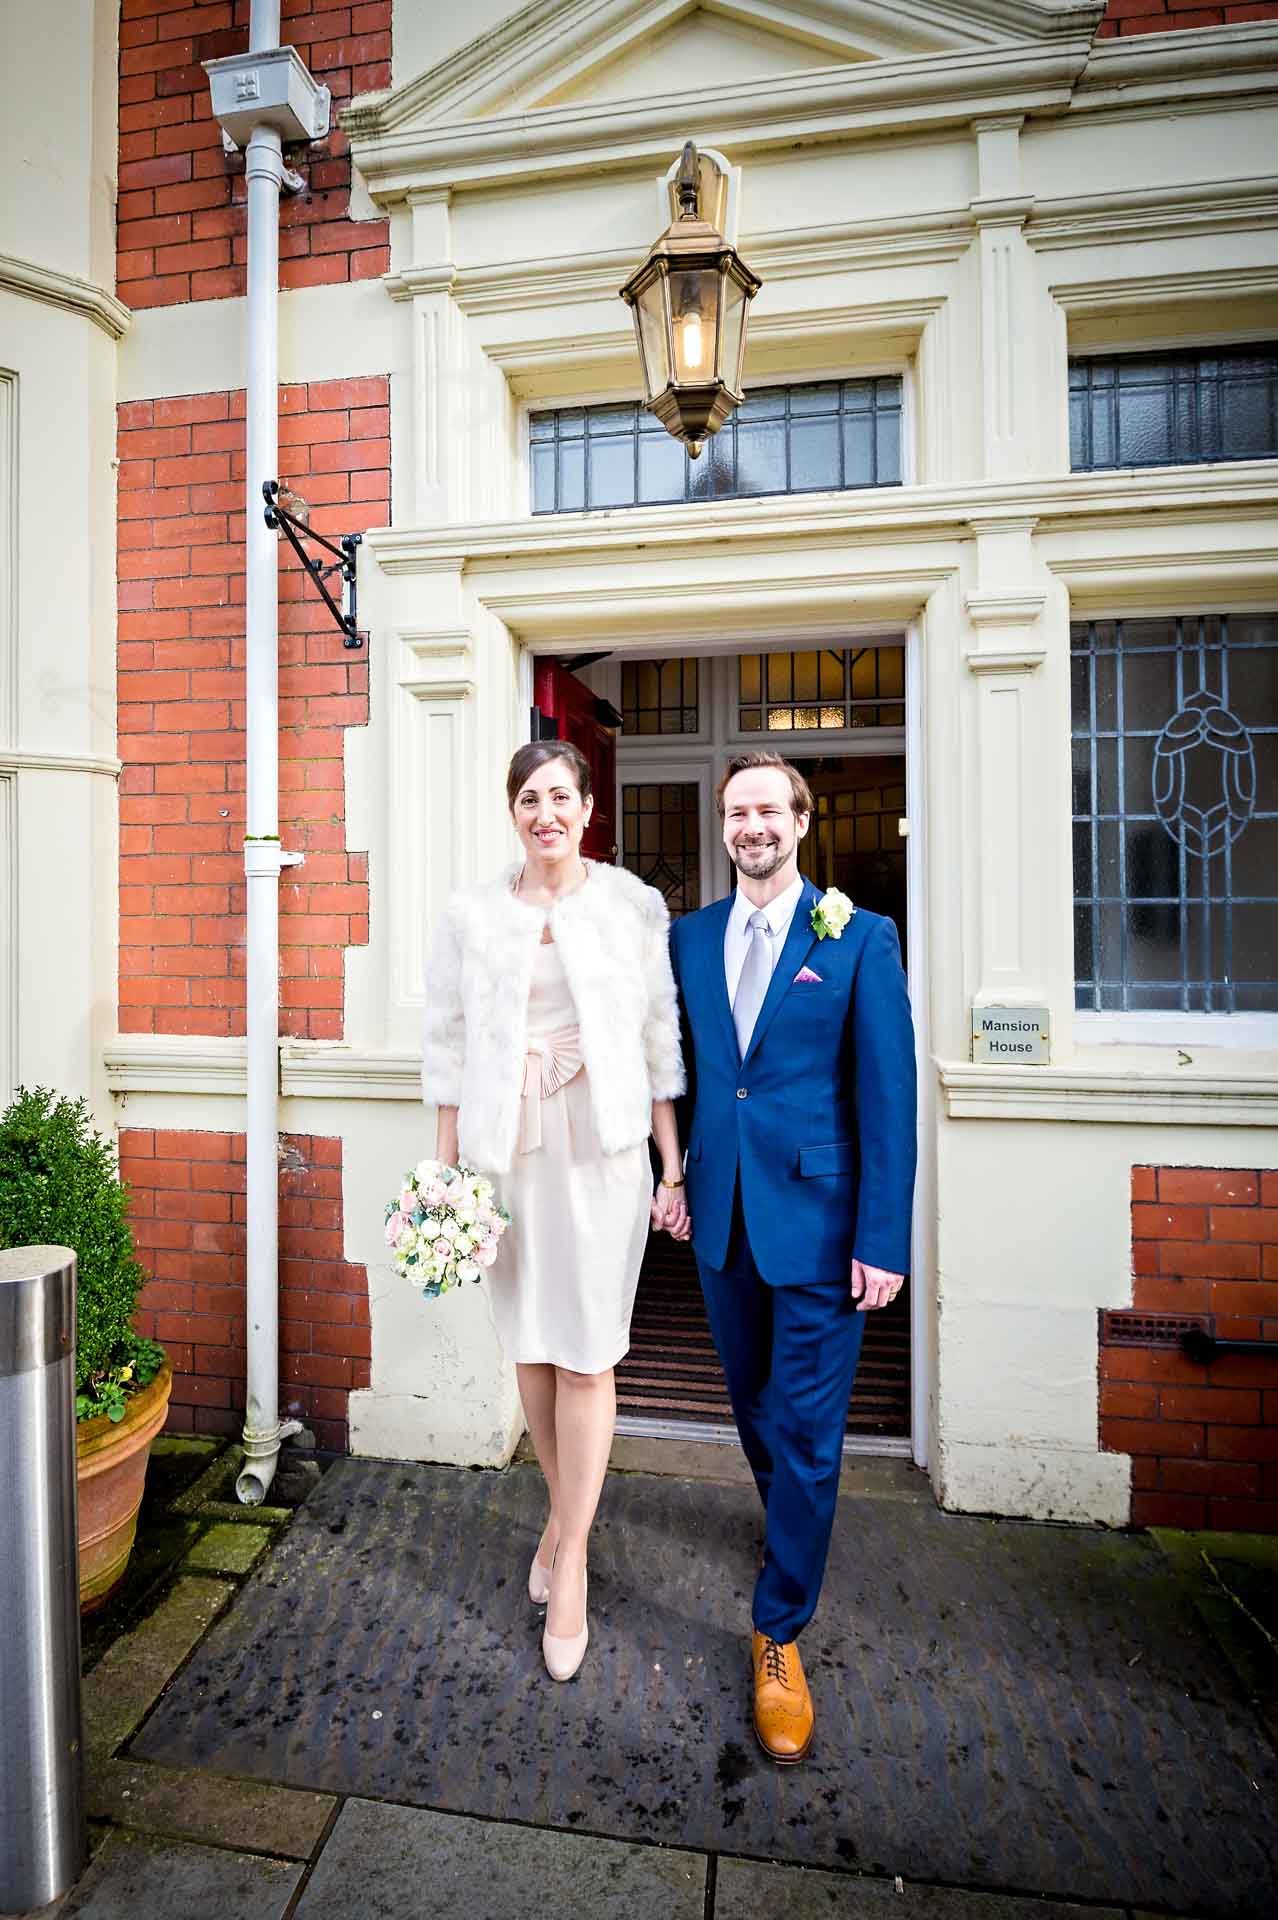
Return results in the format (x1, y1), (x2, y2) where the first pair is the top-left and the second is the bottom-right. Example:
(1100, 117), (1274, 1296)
(970, 117), (1036, 481)
(962, 516), (1071, 1048)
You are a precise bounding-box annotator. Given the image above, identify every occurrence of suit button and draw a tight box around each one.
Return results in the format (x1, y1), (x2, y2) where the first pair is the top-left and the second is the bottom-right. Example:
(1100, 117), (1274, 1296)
(736, 1088), (748, 1100)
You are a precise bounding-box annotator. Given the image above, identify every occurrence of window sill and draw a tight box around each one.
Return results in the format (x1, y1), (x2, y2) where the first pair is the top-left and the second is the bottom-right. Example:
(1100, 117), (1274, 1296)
(938, 1048), (1278, 1125)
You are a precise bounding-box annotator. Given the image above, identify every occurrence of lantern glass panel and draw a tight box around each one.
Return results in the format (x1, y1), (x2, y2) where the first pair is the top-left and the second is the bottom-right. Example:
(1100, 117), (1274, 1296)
(634, 277), (671, 403)
(720, 271), (748, 394)
(669, 268), (718, 384)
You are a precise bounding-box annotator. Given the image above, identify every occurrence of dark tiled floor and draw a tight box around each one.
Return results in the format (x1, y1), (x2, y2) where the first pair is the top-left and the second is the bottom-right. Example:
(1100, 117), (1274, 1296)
(131, 1458), (1278, 1917)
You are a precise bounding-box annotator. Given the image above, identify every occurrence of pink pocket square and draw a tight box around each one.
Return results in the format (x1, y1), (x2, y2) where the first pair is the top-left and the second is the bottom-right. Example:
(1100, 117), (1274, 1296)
(794, 965), (823, 984)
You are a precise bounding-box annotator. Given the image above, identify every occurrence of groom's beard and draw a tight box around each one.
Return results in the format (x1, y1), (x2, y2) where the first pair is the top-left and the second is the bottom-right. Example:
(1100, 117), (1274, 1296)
(729, 833), (792, 880)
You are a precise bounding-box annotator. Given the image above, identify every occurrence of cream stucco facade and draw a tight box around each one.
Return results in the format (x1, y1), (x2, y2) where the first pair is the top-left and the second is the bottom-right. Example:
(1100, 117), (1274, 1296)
(13, 1), (1276, 1520)
(2, 0), (125, 1118)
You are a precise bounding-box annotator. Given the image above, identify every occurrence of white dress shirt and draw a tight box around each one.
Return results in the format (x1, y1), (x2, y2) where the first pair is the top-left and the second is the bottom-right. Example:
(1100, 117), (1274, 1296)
(723, 872), (806, 1007)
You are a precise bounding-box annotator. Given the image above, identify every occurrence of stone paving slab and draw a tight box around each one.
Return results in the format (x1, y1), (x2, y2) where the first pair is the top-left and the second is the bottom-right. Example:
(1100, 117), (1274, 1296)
(82, 1577), (235, 1765)
(291, 1797), (706, 1920)
(182, 1522), (274, 1576)
(131, 1458), (1278, 1918)
(56, 1832), (301, 1920)
(715, 1860), (1125, 1918)
(85, 1758), (335, 1858)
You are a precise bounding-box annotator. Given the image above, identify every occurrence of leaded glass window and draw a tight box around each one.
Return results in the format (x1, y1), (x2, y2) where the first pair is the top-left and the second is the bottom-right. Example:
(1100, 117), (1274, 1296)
(1069, 347), (1278, 472)
(738, 645), (905, 733)
(621, 657), (699, 735)
(1071, 614), (1278, 1012)
(621, 783), (701, 915)
(530, 379), (903, 513)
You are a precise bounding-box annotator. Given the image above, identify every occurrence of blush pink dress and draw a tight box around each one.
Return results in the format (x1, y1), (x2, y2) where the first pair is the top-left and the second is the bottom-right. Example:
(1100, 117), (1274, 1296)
(486, 933), (652, 1374)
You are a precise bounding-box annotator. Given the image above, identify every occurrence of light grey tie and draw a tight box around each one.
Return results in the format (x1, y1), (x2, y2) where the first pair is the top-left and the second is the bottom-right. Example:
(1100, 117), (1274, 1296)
(733, 909), (772, 1061)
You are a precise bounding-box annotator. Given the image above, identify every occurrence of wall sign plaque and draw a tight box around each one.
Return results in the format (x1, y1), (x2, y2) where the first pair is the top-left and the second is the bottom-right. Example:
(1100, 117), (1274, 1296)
(971, 1005), (1050, 1064)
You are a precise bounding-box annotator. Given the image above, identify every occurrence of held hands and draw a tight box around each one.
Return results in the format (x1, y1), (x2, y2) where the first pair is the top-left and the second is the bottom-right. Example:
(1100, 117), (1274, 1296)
(651, 1179), (692, 1242)
(851, 1259), (903, 1312)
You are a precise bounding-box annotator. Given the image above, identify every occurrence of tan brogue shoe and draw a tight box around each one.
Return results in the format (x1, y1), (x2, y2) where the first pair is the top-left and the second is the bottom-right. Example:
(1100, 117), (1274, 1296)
(751, 1630), (814, 1765)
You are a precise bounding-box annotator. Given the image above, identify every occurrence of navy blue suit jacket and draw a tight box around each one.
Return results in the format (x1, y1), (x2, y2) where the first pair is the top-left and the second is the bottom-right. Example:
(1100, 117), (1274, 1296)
(669, 878), (917, 1286)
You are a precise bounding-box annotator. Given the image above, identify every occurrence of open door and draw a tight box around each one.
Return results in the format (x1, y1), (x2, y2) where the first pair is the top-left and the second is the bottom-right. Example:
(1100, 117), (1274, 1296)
(532, 659), (619, 863)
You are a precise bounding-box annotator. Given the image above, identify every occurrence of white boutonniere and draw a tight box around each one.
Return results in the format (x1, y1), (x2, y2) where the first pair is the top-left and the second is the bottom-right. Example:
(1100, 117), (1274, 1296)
(810, 887), (855, 940)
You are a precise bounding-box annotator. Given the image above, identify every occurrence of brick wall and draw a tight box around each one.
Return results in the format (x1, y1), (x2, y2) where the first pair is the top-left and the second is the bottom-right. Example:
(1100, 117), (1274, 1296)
(118, 0), (390, 310)
(1097, 0), (1278, 35)
(117, 375), (385, 1040)
(123, 1127), (369, 1453)
(1100, 1168), (1278, 1532)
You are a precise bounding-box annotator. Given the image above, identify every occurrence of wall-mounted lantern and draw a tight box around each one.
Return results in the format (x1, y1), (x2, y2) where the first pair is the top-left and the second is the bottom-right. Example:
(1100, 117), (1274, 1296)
(620, 142), (761, 458)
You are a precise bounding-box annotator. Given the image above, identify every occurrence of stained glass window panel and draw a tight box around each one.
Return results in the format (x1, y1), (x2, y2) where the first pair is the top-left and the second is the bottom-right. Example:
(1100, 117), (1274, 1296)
(1071, 613), (1278, 1012)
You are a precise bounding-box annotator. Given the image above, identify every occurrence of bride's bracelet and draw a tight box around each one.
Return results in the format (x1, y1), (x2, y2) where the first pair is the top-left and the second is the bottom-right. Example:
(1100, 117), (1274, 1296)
(659, 1175), (685, 1190)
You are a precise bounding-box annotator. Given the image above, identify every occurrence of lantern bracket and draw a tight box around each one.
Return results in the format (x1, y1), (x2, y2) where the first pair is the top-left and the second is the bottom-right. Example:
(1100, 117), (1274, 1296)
(262, 480), (364, 649)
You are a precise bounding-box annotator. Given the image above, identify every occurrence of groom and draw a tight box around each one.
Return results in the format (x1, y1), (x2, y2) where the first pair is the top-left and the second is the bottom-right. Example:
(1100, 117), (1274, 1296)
(668, 750), (916, 1765)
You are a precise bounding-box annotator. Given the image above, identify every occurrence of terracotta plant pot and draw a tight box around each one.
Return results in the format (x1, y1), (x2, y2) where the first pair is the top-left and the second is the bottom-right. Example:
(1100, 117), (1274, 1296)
(76, 1359), (173, 1614)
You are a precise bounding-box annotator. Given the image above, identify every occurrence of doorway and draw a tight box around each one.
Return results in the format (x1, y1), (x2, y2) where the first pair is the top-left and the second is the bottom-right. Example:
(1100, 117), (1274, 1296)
(544, 641), (915, 1453)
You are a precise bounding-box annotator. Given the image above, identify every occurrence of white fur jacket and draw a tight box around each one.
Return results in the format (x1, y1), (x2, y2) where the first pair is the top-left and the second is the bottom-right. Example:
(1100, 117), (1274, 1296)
(421, 860), (686, 1174)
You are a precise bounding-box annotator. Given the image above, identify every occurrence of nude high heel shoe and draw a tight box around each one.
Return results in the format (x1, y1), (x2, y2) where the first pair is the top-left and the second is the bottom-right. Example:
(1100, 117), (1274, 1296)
(528, 1545), (555, 1606)
(542, 1569), (588, 1682)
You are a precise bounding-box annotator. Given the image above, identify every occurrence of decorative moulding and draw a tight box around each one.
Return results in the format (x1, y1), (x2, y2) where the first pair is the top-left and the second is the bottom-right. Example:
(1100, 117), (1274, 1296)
(962, 586), (1047, 675)
(365, 464), (1278, 577)
(108, 1044), (1278, 1118)
(434, 217), (972, 319)
(0, 252), (131, 340)
(347, 42), (1094, 200)
(103, 1036), (420, 1103)
(938, 1059), (1278, 1125)
(395, 628), (475, 700)
(382, 264), (458, 304)
(348, 1), (1101, 137)
(0, 748), (123, 778)
(1031, 176), (1278, 255)
(1073, 20), (1278, 116)
(280, 1045), (421, 1101)
(105, 1034), (247, 1096)
(483, 296), (947, 383)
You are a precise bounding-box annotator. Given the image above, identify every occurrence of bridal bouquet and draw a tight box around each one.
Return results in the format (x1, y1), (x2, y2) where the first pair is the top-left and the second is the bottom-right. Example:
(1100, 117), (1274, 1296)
(384, 1159), (511, 1299)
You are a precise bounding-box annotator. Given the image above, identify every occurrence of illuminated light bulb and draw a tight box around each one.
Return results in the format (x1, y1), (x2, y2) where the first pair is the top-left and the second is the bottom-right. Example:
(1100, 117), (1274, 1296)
(680, 312), (704, 370)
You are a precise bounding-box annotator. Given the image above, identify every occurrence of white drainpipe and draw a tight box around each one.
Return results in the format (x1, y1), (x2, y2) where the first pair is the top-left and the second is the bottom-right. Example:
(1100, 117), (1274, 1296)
(205, 0), (325, 1504)
(238, 94), (302, 1503)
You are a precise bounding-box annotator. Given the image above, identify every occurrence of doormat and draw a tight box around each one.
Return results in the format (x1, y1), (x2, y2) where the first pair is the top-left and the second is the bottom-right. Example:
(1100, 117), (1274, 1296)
(131, 1458), (1278, 1917)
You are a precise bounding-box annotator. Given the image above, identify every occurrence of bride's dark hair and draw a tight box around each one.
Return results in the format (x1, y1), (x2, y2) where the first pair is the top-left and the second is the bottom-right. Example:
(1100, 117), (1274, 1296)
(505, 740), (593, 811)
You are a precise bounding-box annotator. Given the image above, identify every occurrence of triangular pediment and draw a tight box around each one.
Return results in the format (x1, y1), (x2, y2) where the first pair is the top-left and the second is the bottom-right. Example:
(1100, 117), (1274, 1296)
(355, 0), (1103, 136)
(536, 10), (874, 113)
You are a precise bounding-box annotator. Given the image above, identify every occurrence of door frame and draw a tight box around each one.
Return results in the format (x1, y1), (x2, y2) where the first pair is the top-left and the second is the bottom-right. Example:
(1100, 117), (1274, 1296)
(521, 627), (932, 1472)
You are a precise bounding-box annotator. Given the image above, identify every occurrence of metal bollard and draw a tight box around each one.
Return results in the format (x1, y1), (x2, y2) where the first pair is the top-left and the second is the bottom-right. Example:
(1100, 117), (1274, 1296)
(0, 1246), (86, 1912)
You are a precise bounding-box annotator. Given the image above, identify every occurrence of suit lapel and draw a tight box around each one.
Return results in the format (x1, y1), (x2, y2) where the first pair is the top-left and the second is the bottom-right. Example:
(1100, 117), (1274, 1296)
(694, 894), (739, 1069)
(741, 878), (823, 1069)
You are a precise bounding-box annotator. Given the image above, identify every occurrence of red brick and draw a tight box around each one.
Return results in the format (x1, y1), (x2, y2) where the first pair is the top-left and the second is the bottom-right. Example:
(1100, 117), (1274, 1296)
(1161, 1387), (1260, 1424)
(169, 1373), (231, 1409)
(1130, 1276), (1210, 1314)
(1131, 1491), (1207, 1530)
(1159, 1168), (1260, 1207)
(1207, 1425), (1278, 1462)
(1099, 1383), (1159, 1419)
(1159, 1459), (1261, 1498)
(1211, 1282), (1278, 1317)
(1132, 1204), (1207, 1242)
(1209, 1206), (1278, 1244)
(1131, 1167), (1157, 1202)
(1104, 1418), (1203, 1458)
(1157, 1241), (1259, 1281)
(1205, 1498), (1278, 1534)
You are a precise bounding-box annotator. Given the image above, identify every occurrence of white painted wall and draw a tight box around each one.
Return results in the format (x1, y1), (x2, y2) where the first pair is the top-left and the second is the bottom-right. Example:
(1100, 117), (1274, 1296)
(1, 0), (121, 1119)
